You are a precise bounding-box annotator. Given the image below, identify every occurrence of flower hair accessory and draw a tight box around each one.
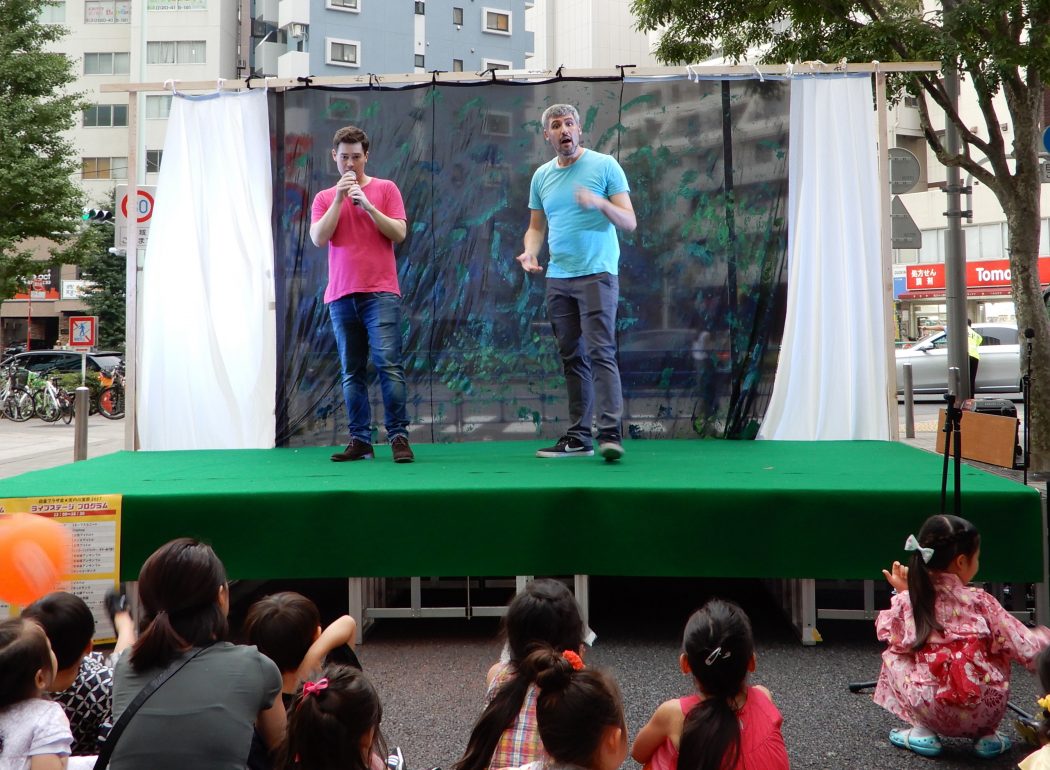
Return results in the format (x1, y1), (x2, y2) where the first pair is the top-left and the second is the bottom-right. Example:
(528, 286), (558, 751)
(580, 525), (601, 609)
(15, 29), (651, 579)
(302, 678), (329, 697)
(904, 534), (934, 564)
(562, 650), (585, 671)
(705, 646), (731, 666)
(1038, 695), (1050, 713)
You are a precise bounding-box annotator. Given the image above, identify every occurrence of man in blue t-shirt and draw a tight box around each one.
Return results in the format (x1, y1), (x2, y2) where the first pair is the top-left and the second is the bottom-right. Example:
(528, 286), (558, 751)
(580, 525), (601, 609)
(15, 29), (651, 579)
(516, 104), (636, 461)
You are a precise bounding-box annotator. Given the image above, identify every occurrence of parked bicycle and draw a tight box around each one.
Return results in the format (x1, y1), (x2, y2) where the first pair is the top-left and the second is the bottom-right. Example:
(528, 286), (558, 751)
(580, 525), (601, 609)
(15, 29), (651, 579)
(98, 362), (125, 419)
(32, 372), (75, 424)
(0, 365), (34, 421)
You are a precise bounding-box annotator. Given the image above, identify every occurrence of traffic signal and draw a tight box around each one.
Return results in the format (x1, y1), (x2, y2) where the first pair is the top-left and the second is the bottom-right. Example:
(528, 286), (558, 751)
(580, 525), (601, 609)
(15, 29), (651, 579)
(82, 208), (114, 222)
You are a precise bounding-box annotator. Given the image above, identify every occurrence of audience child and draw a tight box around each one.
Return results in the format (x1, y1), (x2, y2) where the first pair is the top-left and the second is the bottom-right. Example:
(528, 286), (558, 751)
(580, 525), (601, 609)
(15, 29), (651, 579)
(21, 590), (136, 755)
(876, 514), (1050, 759)
(243, 591), (359, 710)
(509, 645), (627, 770)
(631, 599), (788, 770)
(277, 664), (387, 770)
(0, 617), (75, 769)
(1020, 646), (1050, 769)
(455, 579), (586, 770)
(108, 538), (285, 769)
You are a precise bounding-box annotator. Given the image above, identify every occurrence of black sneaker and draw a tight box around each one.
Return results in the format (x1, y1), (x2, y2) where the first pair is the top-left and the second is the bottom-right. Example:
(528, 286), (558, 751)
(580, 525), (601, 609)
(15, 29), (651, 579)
(598, 438), (624, 462)
(536, 436), (593, 458)
(331, 439), (375, 462)
(390, 436), (415, 464)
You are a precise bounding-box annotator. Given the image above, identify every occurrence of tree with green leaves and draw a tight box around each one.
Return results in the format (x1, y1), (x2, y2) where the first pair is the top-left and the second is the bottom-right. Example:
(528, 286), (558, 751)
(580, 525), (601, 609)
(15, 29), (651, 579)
(79, 218), (125, 350)
(632, 0), (1050, 467)
(0, 0), (92, 301)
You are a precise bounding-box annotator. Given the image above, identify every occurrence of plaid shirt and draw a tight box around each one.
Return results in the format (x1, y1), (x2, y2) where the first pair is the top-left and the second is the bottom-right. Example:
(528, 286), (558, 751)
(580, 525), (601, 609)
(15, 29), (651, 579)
(53, 651), (114, 755)
(486, 662), (546, 770)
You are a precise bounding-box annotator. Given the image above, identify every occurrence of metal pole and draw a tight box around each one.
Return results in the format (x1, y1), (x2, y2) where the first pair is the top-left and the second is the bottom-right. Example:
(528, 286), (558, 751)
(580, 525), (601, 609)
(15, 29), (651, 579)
(903, 363), (915, 438)
(943, 60), (970, 399)
(73, 387), (90, 462)
(876, 72), (900, 440)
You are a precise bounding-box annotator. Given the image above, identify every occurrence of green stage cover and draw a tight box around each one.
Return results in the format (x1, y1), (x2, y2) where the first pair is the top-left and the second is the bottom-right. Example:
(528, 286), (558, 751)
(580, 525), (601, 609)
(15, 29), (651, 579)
(0, 440), (1040, 583)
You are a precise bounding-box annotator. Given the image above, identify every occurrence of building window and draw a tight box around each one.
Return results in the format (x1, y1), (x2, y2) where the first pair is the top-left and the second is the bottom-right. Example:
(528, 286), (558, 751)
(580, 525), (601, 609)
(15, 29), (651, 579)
(85, 0), (131, 23)
(482, 59), (511, 71)
(414, 54), (425, 68)
(145, 94), (172, 119)
(147, 41), (207, 65)
(483, 8), (510, 34)
(146, 150), (164, 173)
(83, 104), (128, 127)
(414, 1), (424, 13)
(147, 0), (206, 8)
(452, 59), (463, 72)
(39, 1), (66, 23)
(452, 6), (463, 25)
(327, 38), (360, 67)
(327, 0), (359, 10)
(82, 157), (128, 180)
(84, 52), (130, 75)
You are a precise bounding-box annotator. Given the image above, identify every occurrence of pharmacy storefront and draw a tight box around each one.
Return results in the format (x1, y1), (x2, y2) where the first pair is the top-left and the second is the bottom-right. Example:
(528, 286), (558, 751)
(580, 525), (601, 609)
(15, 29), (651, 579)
(895, 257), (1050, 340)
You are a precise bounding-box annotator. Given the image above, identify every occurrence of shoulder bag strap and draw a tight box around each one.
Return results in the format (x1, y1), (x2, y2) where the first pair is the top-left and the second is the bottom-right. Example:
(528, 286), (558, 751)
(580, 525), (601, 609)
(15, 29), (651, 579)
(93, 644), (213, 770)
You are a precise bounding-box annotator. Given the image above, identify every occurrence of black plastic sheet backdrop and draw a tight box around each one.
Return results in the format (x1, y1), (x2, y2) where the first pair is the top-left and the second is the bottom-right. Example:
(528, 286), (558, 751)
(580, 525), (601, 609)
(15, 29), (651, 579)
(271, 77), (789, 448)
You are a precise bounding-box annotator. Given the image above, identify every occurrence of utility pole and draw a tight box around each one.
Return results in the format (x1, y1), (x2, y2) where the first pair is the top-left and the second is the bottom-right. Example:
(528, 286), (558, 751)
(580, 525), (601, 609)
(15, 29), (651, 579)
(943, 57), (970, 399)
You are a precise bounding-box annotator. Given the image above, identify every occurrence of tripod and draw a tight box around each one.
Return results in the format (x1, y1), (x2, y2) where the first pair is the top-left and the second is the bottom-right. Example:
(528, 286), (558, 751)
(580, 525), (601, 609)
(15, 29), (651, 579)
(940, 391), (963, 516)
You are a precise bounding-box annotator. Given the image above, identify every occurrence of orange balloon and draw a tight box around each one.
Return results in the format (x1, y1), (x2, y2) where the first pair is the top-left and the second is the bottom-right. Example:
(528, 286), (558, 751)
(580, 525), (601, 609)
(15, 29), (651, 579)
(0, 514), (74, 606)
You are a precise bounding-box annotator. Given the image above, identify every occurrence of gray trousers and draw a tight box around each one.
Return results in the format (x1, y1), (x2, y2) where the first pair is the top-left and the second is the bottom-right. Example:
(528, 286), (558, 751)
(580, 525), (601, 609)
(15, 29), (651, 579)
(545, 272), (624, 444)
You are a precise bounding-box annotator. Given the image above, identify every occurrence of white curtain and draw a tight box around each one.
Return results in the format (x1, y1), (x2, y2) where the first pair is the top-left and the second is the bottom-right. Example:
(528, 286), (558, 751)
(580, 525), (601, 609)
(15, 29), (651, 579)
(139, 89), (275, 450)
(757, 76), (889, 440)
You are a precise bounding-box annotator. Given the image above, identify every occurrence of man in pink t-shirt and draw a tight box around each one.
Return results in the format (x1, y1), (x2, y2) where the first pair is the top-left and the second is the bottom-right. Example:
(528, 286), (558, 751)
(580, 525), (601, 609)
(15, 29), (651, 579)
(310, 125), (413, 463)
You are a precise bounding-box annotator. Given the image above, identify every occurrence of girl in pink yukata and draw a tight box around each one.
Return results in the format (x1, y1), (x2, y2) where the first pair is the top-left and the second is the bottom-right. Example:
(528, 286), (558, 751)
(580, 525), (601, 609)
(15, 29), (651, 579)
(876, 513), (1050, 759)
(631, 599), (789, 770)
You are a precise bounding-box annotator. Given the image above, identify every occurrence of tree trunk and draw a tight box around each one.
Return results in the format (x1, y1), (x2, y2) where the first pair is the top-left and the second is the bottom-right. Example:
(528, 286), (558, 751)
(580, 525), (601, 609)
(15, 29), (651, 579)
(1003, 164), (1050, 472)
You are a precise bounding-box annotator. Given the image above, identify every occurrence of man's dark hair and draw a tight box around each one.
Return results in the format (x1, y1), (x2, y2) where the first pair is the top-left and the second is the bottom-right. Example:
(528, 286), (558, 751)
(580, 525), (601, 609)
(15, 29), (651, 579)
(333, 125), (370, 154)
(22, 591), (95, 670)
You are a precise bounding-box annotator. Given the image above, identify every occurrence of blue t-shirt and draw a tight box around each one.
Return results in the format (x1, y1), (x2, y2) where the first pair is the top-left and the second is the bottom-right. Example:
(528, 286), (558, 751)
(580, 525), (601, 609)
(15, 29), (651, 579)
(528, 148), (630, 278)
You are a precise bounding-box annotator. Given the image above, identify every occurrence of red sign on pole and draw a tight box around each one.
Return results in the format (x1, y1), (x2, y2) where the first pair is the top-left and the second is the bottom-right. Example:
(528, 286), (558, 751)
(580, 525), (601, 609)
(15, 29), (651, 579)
(69, 316), (98, 348)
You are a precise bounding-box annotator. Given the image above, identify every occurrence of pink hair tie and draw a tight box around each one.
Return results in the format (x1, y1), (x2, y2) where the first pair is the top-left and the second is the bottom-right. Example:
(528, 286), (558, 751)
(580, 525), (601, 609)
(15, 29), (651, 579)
(302, 678), (329, 697)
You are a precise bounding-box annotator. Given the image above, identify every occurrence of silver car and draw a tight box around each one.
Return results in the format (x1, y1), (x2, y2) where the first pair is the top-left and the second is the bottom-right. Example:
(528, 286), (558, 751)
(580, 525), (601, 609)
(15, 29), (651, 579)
(895, 323), (1020, 394)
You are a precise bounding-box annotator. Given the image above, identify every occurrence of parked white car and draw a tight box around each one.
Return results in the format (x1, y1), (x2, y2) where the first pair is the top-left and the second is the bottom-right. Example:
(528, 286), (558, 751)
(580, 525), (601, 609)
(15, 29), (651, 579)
(895, 323), (1020, 394)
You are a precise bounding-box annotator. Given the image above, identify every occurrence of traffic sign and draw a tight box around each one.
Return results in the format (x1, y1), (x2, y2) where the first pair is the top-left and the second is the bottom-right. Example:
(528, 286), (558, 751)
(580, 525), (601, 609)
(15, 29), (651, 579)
(1043, 126), (1050, 154)
(69, 316), (98, 348)
(889, 148), (921, 194)
(891, 196), (922, 249)
(115, 185), (156, 249)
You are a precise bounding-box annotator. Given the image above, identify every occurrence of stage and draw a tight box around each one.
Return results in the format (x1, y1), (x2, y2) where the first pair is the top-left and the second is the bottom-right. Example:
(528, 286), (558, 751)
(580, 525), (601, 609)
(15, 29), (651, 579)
(0, 439), (1041, 584)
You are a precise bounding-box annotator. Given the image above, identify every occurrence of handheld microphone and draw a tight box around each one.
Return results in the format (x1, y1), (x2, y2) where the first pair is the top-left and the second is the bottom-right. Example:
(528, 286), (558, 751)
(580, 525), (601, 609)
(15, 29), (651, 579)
(347, 170), (361, 206)
(1025, 327), (1035, 339)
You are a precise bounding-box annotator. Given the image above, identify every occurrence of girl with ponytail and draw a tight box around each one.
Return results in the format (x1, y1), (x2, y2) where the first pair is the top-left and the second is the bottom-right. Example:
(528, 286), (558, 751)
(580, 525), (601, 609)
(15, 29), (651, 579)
(455, 579), (585, 770)
(631, 599), (788, 770)
(876, 514), (1050, 759)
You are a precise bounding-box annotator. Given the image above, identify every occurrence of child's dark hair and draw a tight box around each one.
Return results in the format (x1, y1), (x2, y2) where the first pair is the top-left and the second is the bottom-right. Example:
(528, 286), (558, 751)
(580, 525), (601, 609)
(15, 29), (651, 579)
(243, 592), (321, 673)
(131, 538), (230, 672)
(453, 580), (585, 770)
(906, 515), (981, 650)
(277, 664), (387, 770)
(530, 645), (624, 768)
(0, 618), (53, 709)
(678, 599), (754, 770)
(22, 591), (96, 670)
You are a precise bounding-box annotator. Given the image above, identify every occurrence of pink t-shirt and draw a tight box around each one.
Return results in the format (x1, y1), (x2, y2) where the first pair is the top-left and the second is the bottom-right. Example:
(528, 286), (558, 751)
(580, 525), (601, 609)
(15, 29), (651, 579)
(311, 177), (407, 303)
(645, 689), (788, 770)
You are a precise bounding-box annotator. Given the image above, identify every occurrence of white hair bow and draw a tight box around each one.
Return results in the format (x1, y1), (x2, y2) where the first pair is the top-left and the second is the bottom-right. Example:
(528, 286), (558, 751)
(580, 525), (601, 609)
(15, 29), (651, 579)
(904, 534), (934, 563)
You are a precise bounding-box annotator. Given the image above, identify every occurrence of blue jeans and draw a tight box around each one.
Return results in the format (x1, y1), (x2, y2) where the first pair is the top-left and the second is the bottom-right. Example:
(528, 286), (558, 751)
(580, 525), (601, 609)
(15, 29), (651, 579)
(328, 292), (409, 443)
(546, 272), (623, 444)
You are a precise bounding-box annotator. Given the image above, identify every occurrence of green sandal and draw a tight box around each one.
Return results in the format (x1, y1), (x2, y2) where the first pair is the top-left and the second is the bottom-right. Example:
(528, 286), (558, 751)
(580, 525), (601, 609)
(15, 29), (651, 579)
(889, 728), (943, 757)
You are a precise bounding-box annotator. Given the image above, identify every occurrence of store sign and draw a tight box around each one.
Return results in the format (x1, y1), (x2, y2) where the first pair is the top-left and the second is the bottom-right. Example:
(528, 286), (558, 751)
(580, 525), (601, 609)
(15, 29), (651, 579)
(905, 257), (1050, 292)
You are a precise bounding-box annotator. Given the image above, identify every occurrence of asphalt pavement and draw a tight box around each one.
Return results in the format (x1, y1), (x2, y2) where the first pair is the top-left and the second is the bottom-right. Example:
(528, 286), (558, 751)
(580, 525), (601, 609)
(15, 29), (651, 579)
(0, 401), (1044, 769)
